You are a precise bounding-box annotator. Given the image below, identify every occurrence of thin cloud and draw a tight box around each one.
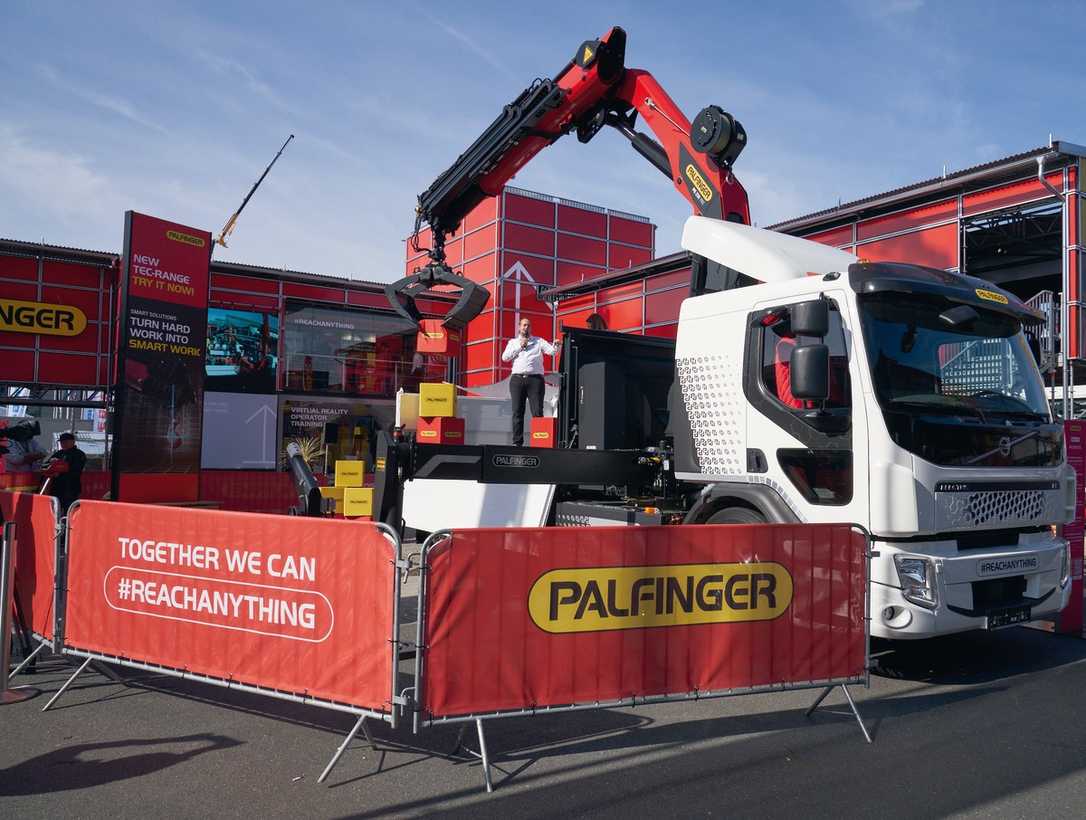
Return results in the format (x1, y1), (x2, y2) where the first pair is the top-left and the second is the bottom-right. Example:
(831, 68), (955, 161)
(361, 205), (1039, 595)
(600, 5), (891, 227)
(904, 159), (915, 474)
(195, 49), (294, 113)
(0, 127), (120, 230)
(35, 64), (168, 134)
(415, 8), (518, 80)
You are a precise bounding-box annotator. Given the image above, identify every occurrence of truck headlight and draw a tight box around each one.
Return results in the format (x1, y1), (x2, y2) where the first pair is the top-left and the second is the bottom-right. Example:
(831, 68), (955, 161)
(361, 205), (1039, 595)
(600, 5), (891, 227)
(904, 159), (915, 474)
(1060, 543), (1072, 589)
(1063, 464), (1078, 523)
(894, 555), (937, 609)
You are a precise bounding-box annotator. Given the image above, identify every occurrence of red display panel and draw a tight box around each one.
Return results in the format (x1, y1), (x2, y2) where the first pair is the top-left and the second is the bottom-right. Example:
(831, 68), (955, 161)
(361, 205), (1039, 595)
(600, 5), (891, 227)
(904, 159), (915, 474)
(463, 195), (500, 232)
(645, 288), (686, 325)
(557, 204), (607, 237)
(0, 255), (38, 281)
(210, 272), (279, 294)
(857, 198), (957, 241)
(609, 216), (654, 247)
(465, 340), (497, 372)
(42, 260), (102, 289)
(596, 298), (643, 330)
(558, 233), (607, 266)
(503, 223), (555, 256)
(504, 192), (556, 227)
(609, 243), (653, 270)
(962, 172), (1064, 217)
(855, 223), (958, 270)
(64, 501), (395, 711)
(420, 524), (865, 720)
(463, 224), (498, 260)
(806, 225), (853, 247)
(648, 268), (691, 292)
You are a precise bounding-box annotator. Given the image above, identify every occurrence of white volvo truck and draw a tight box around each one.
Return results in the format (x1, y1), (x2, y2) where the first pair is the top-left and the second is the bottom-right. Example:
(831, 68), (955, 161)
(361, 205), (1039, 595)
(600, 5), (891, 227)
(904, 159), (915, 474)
(378, 219), (1075, 642)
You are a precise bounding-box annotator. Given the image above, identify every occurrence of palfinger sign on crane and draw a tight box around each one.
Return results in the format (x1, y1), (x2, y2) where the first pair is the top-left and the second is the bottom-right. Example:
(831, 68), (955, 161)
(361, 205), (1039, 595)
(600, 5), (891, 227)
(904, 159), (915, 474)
(386, 26), (750, 330)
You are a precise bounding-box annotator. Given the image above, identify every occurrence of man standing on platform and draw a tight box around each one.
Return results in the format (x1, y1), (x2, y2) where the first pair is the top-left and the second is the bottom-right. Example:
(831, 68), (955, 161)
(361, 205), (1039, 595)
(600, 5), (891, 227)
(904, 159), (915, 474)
(501, 318), (559, 447)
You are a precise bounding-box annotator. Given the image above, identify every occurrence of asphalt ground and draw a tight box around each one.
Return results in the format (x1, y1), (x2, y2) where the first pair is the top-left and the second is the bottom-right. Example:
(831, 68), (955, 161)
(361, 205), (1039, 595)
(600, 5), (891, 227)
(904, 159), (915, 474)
(3, 615), (1086, 818)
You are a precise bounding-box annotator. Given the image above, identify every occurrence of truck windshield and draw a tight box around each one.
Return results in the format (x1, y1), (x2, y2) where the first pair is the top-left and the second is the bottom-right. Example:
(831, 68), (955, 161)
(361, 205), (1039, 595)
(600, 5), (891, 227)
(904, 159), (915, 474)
(859, 293), (1058, 467)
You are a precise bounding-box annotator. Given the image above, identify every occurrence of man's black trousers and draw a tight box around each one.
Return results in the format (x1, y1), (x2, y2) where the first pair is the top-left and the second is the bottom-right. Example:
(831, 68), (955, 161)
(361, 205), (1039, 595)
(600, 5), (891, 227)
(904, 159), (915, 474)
(509, 373), (544, 446)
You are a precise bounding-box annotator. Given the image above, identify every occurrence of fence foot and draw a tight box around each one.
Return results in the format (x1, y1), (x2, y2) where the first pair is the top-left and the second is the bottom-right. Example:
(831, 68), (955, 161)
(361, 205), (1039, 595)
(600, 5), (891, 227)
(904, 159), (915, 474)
(41, 656), (91, 712)
(804, 685), (833, 718)
(476, 719), (493, 794)
(840, 684), (873, 744)
(9, 640), (46, 677)
(318, 716), (369, 784)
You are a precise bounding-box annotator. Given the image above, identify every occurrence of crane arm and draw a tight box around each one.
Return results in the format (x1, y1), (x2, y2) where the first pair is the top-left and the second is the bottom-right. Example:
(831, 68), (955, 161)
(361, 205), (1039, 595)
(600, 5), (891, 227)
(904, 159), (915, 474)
(391, 26), (750, 330)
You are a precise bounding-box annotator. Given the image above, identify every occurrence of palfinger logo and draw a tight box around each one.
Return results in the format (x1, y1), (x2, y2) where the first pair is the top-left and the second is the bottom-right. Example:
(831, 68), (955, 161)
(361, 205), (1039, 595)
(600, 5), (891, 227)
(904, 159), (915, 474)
(684, 164), (714, 203)
(166, 229), (206, 248)
(528, 562), (793, 633)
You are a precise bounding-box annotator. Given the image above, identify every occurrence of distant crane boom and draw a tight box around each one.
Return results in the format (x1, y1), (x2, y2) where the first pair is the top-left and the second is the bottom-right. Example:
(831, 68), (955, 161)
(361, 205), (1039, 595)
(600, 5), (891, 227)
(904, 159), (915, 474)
(215, 134), (295, 249)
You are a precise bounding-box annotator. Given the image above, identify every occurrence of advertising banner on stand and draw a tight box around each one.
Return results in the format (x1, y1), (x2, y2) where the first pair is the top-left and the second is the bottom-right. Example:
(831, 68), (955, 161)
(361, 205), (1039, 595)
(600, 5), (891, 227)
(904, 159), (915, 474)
(63, 500), (397, 711)
(420, 523), (866, 721)
(113, 212), (211, 502)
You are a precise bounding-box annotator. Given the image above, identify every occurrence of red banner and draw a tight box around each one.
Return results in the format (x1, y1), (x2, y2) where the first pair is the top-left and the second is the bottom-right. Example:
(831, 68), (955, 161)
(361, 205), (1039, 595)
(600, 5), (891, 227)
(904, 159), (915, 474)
(0, 492), (59, 642)
(114, 211), (212, 501)
(422, 524), (865, 720)
(64, 501), (395, 711)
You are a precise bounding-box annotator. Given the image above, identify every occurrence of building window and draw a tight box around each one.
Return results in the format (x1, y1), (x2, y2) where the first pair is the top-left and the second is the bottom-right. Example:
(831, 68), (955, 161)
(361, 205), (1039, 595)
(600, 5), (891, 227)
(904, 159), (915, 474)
(281, 302), (434, 397)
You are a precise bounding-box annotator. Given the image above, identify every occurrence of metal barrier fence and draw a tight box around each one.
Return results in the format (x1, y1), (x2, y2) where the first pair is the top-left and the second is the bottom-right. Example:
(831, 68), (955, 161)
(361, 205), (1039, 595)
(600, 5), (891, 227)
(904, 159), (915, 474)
(0, 492), (63, 675)
(411, 523), (873, 792)
(4, 497), (405, 782)
(5, 499), (875, 794)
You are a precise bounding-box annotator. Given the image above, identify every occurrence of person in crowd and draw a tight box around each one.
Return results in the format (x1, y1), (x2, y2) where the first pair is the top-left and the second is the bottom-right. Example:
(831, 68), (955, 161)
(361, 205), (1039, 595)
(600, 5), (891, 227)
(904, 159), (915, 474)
(501, 317), (559, 446)
(1, 423), (46, 475)
(43, 432), (86, 513)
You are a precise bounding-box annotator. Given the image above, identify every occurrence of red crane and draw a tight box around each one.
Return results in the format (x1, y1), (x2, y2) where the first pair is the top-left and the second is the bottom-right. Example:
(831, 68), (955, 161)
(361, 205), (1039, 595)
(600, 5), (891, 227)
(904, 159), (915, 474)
(386, 26), (751, 329)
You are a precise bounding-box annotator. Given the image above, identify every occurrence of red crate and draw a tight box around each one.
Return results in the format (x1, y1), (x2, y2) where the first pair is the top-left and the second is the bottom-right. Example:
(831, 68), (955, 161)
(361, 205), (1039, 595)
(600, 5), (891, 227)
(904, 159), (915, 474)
(417, 416), (466, 445)
(530, 416), (557, 448)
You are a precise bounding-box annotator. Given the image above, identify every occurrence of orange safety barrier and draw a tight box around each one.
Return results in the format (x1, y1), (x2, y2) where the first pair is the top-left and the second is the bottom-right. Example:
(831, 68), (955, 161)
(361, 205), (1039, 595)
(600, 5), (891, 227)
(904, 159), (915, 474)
(62, 500), (399, 714)
(0, 491), (60, 645)
(417, 523), (867, 723)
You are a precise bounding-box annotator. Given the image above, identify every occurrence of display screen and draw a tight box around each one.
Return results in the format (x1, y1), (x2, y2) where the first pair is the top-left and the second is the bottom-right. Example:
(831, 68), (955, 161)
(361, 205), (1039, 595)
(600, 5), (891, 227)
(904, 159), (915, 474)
(205, 308), (279, 393)
(280, 302), (422, 397)
(200, 392), (278, 470)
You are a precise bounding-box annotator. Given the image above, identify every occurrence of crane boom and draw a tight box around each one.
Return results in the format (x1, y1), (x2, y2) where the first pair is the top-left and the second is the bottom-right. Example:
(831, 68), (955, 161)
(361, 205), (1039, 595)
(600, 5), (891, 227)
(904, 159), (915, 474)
(388, 26), (751, 330)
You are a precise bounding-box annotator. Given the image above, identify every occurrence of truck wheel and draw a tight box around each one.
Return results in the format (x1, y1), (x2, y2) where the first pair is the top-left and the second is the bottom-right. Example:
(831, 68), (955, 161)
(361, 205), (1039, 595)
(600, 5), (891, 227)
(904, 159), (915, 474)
(705, 507), (765, 524)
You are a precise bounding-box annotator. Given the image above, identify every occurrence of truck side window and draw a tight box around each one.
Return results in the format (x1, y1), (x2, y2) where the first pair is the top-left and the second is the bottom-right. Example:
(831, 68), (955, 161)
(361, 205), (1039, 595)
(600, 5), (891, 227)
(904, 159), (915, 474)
(759, 306), (851, 414)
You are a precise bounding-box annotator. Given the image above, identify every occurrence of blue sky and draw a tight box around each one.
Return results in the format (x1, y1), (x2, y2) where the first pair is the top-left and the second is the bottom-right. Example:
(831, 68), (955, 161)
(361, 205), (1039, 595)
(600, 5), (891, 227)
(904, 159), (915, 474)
(1, 1), (1083, 281)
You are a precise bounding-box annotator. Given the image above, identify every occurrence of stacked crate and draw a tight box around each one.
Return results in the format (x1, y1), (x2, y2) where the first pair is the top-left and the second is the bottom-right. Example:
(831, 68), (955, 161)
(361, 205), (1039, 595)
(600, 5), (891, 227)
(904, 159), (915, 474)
(320, 459), (372, 520)
(416, 382), (464, 444)
(404, 186), (655, 388)
(1059, 419), (1086, 634)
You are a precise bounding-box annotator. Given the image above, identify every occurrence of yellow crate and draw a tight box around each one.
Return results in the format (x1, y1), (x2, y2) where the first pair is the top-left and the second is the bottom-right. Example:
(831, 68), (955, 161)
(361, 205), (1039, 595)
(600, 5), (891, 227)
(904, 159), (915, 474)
(418, 382), (456, 418)
(343, 487), (373, 518)
(334, 460), (365, 488)
(319, 485), (345, 513)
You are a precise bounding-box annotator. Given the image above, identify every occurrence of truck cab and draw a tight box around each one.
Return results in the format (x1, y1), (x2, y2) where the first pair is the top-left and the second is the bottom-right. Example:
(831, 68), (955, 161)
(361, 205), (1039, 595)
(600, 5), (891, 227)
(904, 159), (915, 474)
(670, 218), (1076, 639)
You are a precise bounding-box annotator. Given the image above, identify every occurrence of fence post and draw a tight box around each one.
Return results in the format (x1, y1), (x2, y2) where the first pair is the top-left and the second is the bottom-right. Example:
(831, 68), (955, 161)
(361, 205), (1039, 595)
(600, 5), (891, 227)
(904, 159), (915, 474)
(2, 521), (39, 704)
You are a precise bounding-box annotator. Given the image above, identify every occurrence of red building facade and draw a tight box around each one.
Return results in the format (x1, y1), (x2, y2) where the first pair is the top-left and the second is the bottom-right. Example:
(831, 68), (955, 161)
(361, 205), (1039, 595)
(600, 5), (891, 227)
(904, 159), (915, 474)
(404, 186), (655, 386)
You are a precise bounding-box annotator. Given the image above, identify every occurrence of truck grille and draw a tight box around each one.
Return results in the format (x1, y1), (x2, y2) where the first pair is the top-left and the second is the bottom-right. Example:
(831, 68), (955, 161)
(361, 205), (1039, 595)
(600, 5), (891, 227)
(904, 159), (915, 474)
(943, 490), (1046, 528)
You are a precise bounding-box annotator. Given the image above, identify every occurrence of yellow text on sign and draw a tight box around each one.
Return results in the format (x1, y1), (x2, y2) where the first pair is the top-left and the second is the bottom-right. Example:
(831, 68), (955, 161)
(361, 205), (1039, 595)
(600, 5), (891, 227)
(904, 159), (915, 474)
(528, 562), (793, 634)
(0, 299), (87, 337)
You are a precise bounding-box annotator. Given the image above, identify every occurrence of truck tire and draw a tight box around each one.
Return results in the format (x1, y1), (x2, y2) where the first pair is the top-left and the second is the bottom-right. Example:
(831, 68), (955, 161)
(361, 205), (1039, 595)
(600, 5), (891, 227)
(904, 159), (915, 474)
(705, 507), (765, 525)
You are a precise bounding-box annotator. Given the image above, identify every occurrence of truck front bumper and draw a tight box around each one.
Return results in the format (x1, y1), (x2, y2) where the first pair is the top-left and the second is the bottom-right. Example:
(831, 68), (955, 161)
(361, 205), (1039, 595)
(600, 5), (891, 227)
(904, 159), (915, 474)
(870, 535), (1071, 640)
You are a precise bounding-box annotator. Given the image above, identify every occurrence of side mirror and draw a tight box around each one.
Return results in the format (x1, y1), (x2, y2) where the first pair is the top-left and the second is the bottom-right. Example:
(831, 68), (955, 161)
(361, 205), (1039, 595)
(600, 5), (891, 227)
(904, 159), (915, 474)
(790, 344), (830, 401)
(791, 300), (829, 338)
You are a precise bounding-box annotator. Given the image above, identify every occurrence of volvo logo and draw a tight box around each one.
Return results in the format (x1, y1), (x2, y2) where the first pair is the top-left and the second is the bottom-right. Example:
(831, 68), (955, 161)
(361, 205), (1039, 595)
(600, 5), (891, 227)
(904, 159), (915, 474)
(492, 454), (540, 468)
(998, 436), (1012, 457)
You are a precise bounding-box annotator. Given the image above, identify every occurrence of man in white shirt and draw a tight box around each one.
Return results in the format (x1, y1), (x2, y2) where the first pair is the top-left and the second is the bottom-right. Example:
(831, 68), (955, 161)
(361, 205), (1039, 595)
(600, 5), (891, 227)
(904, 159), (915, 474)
(501, 318), (559, 446)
